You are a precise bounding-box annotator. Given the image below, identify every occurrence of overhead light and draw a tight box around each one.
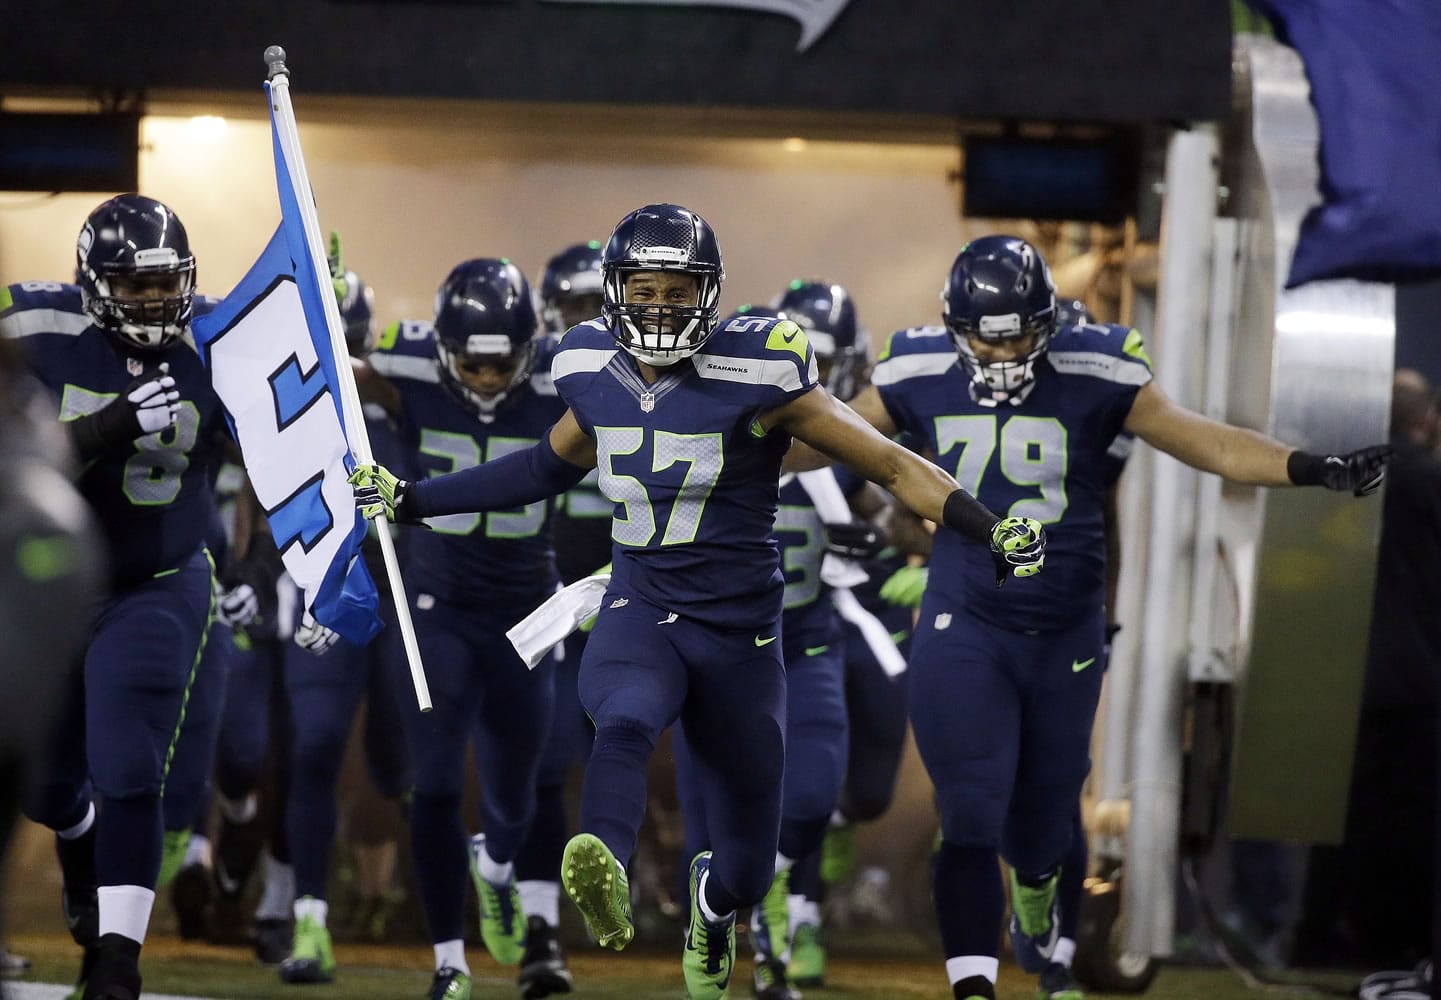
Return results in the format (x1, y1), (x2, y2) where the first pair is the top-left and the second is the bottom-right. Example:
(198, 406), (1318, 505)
(188, 115), (228, 142)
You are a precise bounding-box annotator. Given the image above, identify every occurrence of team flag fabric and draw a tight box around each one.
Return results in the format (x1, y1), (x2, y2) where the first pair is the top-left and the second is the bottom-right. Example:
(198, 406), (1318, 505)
(192, 82), (381, 645)
(1249, 0), (1441, 287)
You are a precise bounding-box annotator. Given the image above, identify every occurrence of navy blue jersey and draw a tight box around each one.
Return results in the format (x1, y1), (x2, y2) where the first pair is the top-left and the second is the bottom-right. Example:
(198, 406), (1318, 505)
(834, 451), (919, 620)
(775, 475), (842, 657)
(370, 319), (565, 612)
(874, 322), (1152, 631)
(0, 282), (228, 589)
(553, 314), (820, 630)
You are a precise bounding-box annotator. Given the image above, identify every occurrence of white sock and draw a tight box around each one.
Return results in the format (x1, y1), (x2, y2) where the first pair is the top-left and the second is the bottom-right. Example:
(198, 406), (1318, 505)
(946, 955), (999, 985)
(58, 802), (96, 840)
(774, 852), (795, 875)
(788, 894), (820, 931)
(1052, 937), (1076, 968)
(219, 792), (258, 825)
(293, 896), (328, 927)
(433, 939), (469, 975)
(696, 869), (733, 924)
(184, 834), (212, 869)
(475, 843), (514, 886)
(517, 880), (559, 927)
(98, 885), (156, 944)
(255, 854), (295, 921)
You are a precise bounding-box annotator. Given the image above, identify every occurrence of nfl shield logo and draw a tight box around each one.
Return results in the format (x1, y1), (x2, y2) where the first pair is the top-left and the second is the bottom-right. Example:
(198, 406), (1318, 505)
(640, 392), (655, 413)
(934, 612), (952, 630)
(127, 357), (144, 376)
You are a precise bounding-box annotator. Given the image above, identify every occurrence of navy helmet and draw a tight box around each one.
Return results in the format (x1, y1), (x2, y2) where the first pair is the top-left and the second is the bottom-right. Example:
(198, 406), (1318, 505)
(941, 235), (1057, 406)
(540, 240), (604, 335)
(433, 258), (538, 418)
(76, 193), (196, 350)
(602, 203), (724, 367)
(336, 269), (376, 357)
(773, 279), (869, 401)
(1055, 297), (1095, 328)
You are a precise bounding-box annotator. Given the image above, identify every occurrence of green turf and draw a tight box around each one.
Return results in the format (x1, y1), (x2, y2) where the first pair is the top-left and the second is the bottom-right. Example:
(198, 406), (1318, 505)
(9, 932), (1366, 1000)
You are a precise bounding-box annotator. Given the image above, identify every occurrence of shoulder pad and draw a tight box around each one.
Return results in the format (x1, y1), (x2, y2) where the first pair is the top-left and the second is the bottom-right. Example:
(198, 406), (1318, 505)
(876, 324), (950, 362)
(872, 325), (956, 386)
(551, 323), (618, 383)
(701, 316), (818, 392)
(369, 319), (438, 382)
(0, 282), (89, 339)
(1048, 322), (1153, 384)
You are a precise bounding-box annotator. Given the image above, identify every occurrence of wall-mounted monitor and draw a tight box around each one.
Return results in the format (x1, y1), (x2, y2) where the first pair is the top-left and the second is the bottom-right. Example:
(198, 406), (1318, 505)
(0, 111), (140, 193)
(962, 134), (1138, 224)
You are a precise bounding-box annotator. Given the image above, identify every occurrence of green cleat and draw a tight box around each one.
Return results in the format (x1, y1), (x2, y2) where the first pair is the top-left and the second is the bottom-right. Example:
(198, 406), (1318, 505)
(469, 834), (527, 966)
(1008, 868), (1060, 973)
(427, 967), (471, 1000)
(750, 868), (790, 963)
(1037, 961), (1086, 1000)
(820, 822), (857, 885)
(561, 834), (633, 951)
(788, 921), (825, 987)
(278, 908), (336, 984)
(157, 828), (191, 889)
(682, 852), (735, 1000)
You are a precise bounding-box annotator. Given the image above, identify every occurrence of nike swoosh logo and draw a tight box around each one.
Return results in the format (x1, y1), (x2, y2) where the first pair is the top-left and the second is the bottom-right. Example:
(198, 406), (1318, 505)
(1072, 657), (1096, 673)
(804, 645), (830, 657)
(755, 635), (778, 647)
(781, 329), (799, 342)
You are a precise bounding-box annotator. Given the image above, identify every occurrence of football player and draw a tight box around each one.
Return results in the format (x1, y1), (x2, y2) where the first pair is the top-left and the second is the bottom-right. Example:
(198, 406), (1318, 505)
(505, 240), (609, 1000)
(1, 194), (232, 1000)
(277, 269), (413, 984)
(350, 204), (1045, 1000)
(355, 258), (564, 1000)
(821, 235), (1389, 1000)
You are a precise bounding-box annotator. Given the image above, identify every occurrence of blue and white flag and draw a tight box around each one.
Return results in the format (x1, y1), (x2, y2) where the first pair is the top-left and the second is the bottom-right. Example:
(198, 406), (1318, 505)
(193, 86), (381, 645)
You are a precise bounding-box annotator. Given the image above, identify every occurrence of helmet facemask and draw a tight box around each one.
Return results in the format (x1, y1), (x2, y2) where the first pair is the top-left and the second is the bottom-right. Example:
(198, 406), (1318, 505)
(948, 312), (1054, 407)
(604, 262), (720, 367)
(436, 334), (536, 421)
(82, 248), (196, 350)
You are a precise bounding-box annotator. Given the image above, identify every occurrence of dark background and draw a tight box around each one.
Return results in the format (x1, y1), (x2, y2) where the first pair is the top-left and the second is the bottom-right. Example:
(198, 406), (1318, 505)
(1, 0), (1231, 122)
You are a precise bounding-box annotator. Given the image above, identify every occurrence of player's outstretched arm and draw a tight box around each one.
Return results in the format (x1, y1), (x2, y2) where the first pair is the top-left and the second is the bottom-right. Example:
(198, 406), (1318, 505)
(350, 408), (596, 522)
(769, 387), (1045, 580)
(782, 384), (898, 472)
(1125, 381), (1391, 493)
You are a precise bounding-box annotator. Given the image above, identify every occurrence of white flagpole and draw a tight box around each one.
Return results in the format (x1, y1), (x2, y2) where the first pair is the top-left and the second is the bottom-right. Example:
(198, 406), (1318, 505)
(264, 45), (432, 712)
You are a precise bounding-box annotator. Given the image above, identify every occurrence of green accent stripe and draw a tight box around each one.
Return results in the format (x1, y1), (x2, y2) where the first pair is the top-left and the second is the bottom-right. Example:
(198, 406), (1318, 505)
(153, 566), (181, 578)
(0, 285), (13, 314)
(160, 548), (217, 794)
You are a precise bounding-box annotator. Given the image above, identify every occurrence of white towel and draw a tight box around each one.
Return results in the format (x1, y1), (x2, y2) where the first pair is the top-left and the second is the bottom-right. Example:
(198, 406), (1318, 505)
(832, 587), (908, 678)
(507, 573), (611, 670)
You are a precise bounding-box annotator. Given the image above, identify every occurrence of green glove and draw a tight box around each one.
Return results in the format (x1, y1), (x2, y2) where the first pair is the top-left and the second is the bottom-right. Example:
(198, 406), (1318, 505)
(879, 565), (928, 608)
(328, 230), (347, 304)
(349, 463), (408, 522)
(990, 516), (1045, 586)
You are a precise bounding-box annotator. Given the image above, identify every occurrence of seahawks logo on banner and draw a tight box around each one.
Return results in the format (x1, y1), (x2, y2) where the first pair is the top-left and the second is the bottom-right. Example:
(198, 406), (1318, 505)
(541, 0), (849, 51)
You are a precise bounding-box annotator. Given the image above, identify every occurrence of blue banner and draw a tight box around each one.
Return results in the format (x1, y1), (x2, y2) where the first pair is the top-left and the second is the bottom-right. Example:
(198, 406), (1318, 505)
(1250, 0), (1441, 287)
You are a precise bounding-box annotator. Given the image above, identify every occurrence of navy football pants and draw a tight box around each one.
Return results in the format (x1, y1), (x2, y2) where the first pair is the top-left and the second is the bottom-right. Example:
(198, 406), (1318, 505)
(580, 591), (785, 911)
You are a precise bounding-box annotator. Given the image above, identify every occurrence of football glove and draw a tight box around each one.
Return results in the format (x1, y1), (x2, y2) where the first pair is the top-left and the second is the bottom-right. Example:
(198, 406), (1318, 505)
(349, 463), (411, 522)
(879, 565), (929, 608)
(215, 582), (260, 629)
(294, 612), (339, 655)
(328, 230), (347, 304)
(824, 520), (885, 561)
(69, 364), (180, 461)
(990, 516), (1045, 586)
(1288, 445), (1391, 496)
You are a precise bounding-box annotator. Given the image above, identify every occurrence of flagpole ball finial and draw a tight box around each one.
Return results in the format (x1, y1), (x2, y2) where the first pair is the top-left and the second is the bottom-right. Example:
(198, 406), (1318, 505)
(264, 45), (289, 80)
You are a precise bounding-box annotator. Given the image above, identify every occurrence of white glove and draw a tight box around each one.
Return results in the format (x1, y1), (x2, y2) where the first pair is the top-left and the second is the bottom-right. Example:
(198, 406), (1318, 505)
(293, 612), (339, 655)
(216, 582), (260, 628)
(128, 362), (181, 435)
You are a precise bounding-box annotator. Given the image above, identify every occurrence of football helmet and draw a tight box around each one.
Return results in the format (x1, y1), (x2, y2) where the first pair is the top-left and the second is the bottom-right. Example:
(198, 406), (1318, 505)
(602, 203), (723, 367)
(337, 269), (376, 358)
(941, 235), (1057, 407)
(76, 193), (196, 350)
(540, 240), (604, 335)
(773, 279), (869, 401)
(433, 258), (538, 419)
(1055, 297), (1095, 328)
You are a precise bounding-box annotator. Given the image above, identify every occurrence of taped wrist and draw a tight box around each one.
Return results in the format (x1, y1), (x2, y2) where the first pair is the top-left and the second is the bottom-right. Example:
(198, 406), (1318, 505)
(67, 399), (140, 463)
(409, 434), (590, 518)
(1286, 450), (1328, 486)
(941, 488), (1000, 546)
